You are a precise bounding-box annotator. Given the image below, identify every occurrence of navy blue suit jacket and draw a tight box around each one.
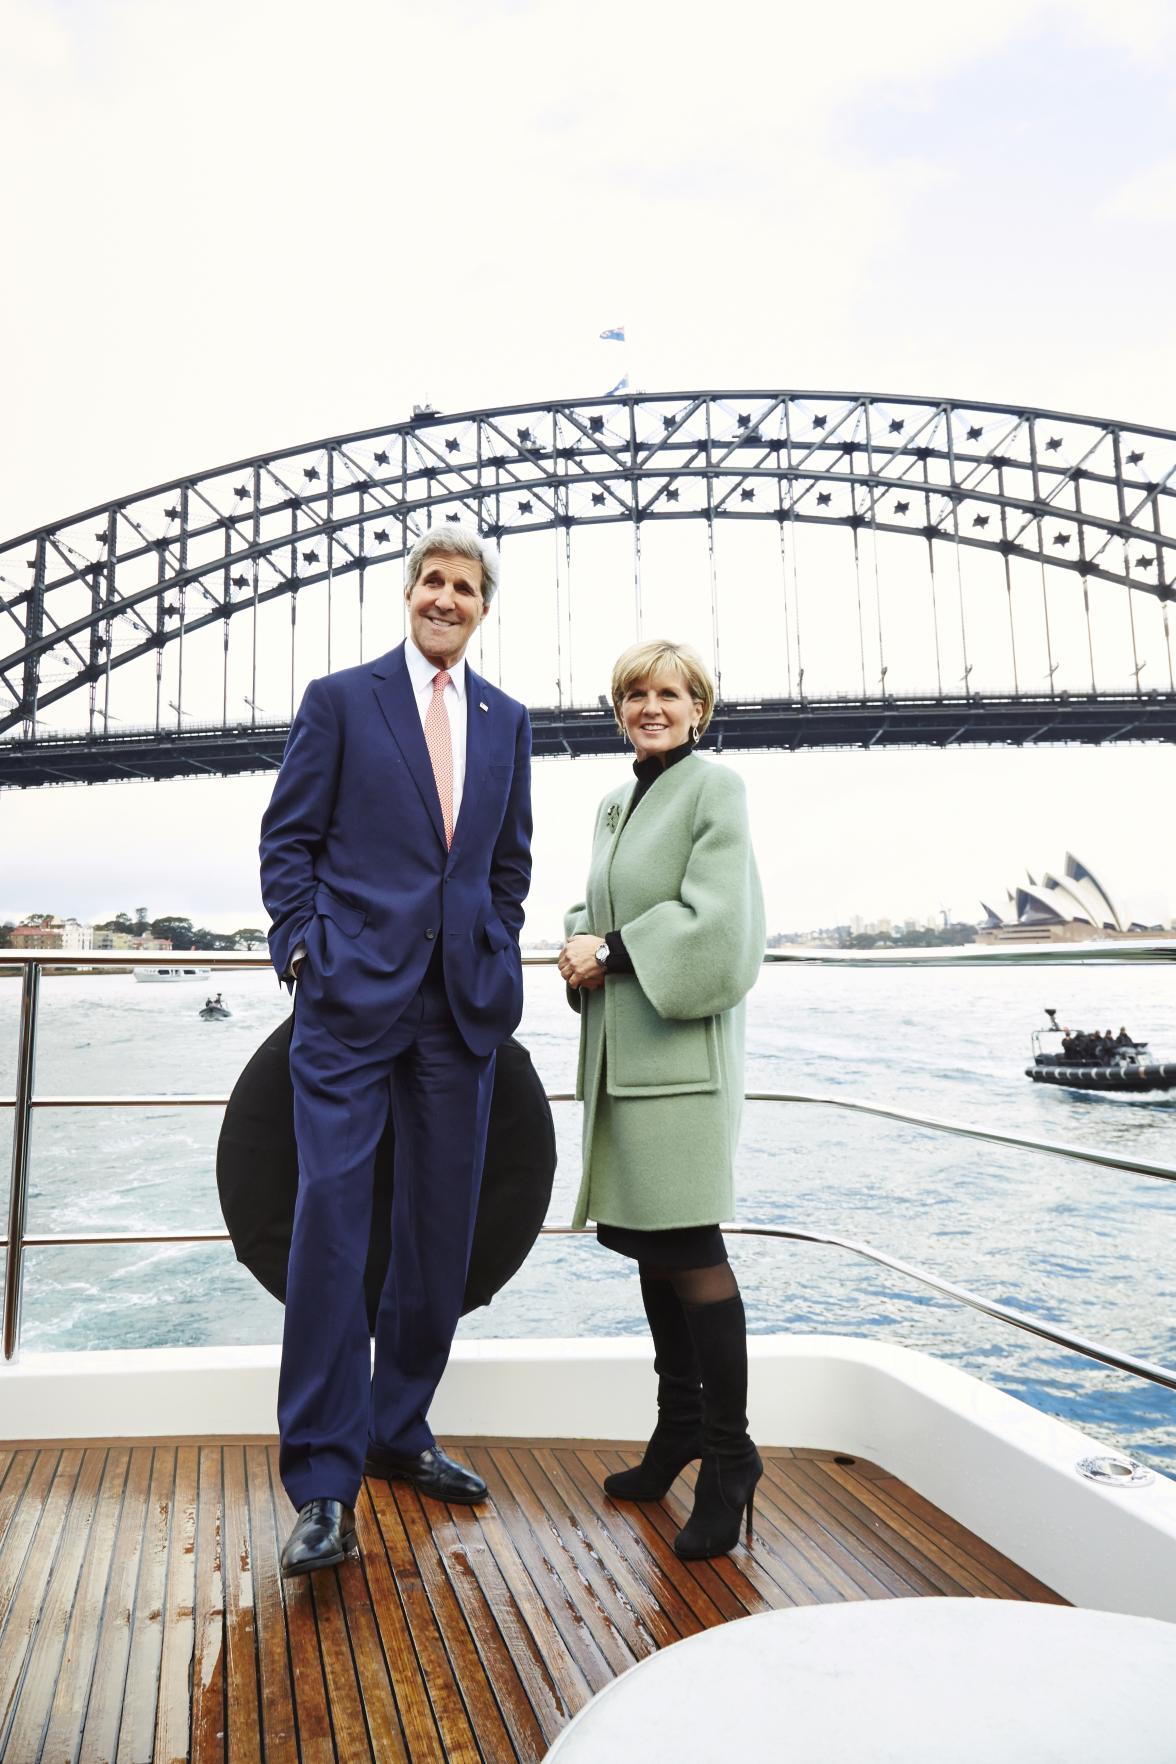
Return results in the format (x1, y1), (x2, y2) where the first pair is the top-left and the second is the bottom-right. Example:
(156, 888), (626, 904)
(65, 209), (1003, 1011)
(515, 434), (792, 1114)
(259, 642), (532, 1053)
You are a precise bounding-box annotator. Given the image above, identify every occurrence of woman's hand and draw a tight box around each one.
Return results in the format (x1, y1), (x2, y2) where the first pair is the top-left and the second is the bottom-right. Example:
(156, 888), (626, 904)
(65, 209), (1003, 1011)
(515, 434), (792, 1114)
(558, 933), (606, 990)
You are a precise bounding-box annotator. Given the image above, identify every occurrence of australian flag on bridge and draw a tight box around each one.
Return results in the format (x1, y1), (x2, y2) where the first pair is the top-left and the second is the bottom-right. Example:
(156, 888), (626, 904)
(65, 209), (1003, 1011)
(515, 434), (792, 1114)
(599, 324), (628, 394)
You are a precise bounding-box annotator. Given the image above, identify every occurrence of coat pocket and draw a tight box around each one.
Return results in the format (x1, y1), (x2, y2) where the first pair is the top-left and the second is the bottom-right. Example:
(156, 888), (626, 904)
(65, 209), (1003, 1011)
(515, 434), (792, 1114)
(604, 982), (720, 1097)
(313, 882), (366, 938)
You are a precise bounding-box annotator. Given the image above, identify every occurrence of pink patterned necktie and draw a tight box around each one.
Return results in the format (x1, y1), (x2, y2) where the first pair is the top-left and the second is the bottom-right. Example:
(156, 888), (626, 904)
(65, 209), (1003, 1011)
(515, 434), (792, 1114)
(424, 669), (454, 847)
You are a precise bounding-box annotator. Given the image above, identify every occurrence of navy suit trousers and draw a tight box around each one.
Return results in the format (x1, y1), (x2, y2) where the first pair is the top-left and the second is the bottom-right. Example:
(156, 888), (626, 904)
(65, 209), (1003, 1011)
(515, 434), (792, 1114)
(279, 958), (495, 1510)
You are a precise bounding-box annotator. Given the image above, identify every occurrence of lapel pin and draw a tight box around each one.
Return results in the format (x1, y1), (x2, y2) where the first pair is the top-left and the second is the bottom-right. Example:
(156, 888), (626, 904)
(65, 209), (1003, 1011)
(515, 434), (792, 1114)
(479, 701), (489, 712)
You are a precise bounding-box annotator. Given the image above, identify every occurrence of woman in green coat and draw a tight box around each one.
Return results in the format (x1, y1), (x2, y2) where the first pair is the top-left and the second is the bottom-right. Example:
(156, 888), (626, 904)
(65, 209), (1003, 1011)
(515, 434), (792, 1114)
(559, 639), (766, 1560)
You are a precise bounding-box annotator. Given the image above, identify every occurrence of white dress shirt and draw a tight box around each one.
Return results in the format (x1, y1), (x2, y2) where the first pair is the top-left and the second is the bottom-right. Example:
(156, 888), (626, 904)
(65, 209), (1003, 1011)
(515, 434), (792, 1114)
(403, 634), (468, 825)
(288, 639), (470, 976)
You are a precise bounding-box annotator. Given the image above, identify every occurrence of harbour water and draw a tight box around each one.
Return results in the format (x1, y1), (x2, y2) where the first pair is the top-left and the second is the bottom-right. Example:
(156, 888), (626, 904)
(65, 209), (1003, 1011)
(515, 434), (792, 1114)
(2, 960), (1174, 1471)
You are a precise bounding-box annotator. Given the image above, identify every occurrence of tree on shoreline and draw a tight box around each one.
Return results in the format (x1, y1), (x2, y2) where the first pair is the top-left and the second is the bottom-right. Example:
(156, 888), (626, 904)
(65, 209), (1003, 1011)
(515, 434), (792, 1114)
(94, 913), (135, 933)
(150, 915), (195, 946)
(845, 924), (977, 950)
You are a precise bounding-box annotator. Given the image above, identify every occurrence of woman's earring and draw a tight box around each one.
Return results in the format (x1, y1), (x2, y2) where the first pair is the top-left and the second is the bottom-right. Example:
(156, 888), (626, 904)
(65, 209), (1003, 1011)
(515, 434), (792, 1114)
(690, 723), (700, 744)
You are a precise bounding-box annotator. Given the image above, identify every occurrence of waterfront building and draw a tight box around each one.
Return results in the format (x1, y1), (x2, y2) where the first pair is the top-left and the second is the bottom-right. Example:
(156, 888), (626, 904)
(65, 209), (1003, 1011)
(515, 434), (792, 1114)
(6, 917), (94, 951)
(978, 852), (1174, 945)
(90, 928), (172, 951)
(9, 922), (64, 949)
(91, 928), (135, 950)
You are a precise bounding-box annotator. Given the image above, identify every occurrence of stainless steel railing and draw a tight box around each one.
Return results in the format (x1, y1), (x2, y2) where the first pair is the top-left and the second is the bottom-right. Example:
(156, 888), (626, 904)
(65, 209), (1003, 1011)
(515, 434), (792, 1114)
(5, 962), (38, 1367)
(3, 947), (1176, 1382)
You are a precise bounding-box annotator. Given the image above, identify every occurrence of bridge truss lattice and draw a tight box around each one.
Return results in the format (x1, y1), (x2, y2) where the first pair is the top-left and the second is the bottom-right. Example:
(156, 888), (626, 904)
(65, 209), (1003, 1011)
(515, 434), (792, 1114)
(1, 389), (1175, 784)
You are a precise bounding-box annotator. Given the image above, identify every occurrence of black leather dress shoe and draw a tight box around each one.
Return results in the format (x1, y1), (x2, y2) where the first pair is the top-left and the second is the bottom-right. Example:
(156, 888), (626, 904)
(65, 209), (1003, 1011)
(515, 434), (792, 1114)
(364, 1443), (488, 1505)
(280, 1499), (358, 1577)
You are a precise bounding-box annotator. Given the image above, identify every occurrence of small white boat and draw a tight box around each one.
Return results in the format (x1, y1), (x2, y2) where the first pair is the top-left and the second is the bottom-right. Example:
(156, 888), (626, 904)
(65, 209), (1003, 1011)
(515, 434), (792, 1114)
(133, 964), (212, 984)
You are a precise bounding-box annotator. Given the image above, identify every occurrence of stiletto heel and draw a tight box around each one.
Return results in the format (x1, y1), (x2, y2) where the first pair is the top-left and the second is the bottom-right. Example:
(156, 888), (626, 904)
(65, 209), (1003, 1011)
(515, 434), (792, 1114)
(672, 1291), (760, 1560)
(673, 1449), (762, 1560)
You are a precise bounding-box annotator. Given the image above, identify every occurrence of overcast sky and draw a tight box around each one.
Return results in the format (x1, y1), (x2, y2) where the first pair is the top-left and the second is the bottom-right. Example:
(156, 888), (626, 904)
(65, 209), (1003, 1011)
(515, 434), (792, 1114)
(1, 0), (1174, 935)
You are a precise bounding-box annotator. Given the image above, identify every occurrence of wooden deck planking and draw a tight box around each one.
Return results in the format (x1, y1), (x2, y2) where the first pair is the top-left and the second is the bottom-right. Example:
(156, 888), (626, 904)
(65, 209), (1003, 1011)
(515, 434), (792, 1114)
(447, 1462), (592, 1735)
(466, 1446), (620, 1699)
(393, 1480), (536, 1764)
(40, 1447), (131, 1762)
(352, 1479), (446, 1764)
(220, 1445), (262, 1764)
(367, 1474), (483, 1763)
(833, 1468), (1065, 1601)
(190, 1444), (227, 1764)
(244, 1444), (300, 1764)
(155, 1444), (200, 1764)
(759, 1457), (935, 1597)
(0, 1448), (84, 1746)
(0, 1439), (1065, 1761)
(118, 1446), (178, 1764)
(0, 1451), (37, 1562)
(4, 1446), (107, 1764)
(77, 1445), (153, 1764)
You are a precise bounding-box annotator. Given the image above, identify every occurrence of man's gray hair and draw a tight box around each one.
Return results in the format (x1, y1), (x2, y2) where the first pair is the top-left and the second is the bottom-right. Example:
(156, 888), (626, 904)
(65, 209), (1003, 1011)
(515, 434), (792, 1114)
(405, 524), (500, 605)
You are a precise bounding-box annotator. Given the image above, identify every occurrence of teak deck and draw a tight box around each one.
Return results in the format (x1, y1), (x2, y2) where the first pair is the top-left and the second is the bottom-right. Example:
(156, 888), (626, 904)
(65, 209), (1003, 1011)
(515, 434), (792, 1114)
(0, 1437), (1064, 1762)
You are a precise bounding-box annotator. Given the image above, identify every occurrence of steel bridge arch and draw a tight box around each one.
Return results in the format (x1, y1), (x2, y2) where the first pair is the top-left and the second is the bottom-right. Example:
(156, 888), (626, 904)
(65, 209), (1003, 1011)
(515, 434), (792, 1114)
(2, 388), (1175, 738)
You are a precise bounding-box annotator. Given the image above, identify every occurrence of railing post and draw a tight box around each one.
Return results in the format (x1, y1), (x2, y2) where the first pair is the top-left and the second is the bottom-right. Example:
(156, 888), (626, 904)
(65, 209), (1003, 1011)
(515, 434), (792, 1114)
(3, 962), (40, 1362)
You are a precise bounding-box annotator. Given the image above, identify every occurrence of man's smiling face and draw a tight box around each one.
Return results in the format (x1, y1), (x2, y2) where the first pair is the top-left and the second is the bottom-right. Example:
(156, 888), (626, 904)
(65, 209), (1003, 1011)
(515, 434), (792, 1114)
(405, 549), (488, 669)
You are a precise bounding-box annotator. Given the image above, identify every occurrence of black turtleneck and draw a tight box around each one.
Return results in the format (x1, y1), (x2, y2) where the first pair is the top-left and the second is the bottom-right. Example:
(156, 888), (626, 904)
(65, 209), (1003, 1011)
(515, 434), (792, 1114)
(603, 740), (694, 975)
(628, 736), (694, 808)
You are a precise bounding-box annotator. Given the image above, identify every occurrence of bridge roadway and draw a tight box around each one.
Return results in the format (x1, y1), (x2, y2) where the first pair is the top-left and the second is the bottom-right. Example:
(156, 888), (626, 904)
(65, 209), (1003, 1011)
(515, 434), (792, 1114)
(2, 692), (1174, 787)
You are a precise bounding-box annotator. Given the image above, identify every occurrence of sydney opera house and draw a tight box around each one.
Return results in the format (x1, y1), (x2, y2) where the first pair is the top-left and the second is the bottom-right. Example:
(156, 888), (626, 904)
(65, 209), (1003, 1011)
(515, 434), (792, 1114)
(977, 853), (1170, 944)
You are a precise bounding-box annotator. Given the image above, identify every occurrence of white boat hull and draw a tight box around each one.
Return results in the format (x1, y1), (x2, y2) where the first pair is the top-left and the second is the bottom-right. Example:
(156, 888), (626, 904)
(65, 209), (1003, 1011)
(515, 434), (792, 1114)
(133, 965), (212, 982)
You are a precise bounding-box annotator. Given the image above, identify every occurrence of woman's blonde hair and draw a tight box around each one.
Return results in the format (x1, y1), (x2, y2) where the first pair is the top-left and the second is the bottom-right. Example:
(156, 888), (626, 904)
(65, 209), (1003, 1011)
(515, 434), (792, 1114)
(610, 640), (716, 738)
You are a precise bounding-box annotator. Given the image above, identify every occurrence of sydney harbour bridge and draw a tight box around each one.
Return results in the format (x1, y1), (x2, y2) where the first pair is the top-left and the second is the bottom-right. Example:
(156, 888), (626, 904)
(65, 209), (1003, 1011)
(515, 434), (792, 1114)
(1, 389), (1174, 788)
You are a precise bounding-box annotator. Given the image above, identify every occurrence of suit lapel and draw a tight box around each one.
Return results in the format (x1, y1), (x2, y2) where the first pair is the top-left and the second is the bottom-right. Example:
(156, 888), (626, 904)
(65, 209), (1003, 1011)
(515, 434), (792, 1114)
(370, 644), (447, 851)
(601, 790), (629, 926)
(451, 662), (491, 854)
(603, 757), (693, 916)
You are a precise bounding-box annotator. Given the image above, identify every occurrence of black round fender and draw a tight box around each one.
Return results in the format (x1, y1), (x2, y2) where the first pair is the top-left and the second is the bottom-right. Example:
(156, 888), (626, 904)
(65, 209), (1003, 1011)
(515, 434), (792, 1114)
(216, 1016), (556, 1328)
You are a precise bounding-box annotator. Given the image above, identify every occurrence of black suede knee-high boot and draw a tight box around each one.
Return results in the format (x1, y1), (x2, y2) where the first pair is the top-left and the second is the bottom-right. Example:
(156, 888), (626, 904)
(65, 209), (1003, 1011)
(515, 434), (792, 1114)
(603, 1271), (704, 1500)
(674, 1292), (761, 1559)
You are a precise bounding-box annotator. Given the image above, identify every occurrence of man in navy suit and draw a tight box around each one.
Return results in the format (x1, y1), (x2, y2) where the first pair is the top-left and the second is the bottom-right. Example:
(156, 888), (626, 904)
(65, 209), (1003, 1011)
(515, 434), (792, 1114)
(259, 526), (532, 1574)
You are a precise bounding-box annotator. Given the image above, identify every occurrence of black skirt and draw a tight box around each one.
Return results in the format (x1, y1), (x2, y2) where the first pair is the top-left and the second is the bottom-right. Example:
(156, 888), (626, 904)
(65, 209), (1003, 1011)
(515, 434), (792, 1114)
(596, 1222), (728, 1268)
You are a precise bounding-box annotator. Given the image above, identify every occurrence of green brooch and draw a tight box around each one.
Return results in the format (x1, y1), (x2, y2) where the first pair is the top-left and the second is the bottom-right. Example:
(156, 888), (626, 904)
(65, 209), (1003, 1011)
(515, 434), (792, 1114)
(606, 802), (622, 834)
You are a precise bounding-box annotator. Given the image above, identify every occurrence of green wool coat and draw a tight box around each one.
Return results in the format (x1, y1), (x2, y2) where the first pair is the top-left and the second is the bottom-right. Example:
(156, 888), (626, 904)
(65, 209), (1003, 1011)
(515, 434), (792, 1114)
(564, 754), (765, 1231)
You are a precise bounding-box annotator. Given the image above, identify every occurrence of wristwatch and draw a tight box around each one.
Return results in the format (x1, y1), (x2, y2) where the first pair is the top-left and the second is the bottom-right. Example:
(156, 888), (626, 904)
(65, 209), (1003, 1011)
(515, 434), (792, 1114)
(594, 940), (611, 970)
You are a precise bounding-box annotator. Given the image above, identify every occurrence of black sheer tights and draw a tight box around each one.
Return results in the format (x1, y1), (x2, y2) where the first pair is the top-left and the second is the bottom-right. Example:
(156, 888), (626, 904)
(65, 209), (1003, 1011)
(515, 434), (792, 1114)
(639, 1261), (739, 1307)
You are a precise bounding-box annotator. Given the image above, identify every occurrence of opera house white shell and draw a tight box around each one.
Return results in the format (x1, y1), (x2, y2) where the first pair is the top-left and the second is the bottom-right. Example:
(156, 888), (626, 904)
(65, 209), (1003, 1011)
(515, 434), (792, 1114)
(981, 852), (1130, 934)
